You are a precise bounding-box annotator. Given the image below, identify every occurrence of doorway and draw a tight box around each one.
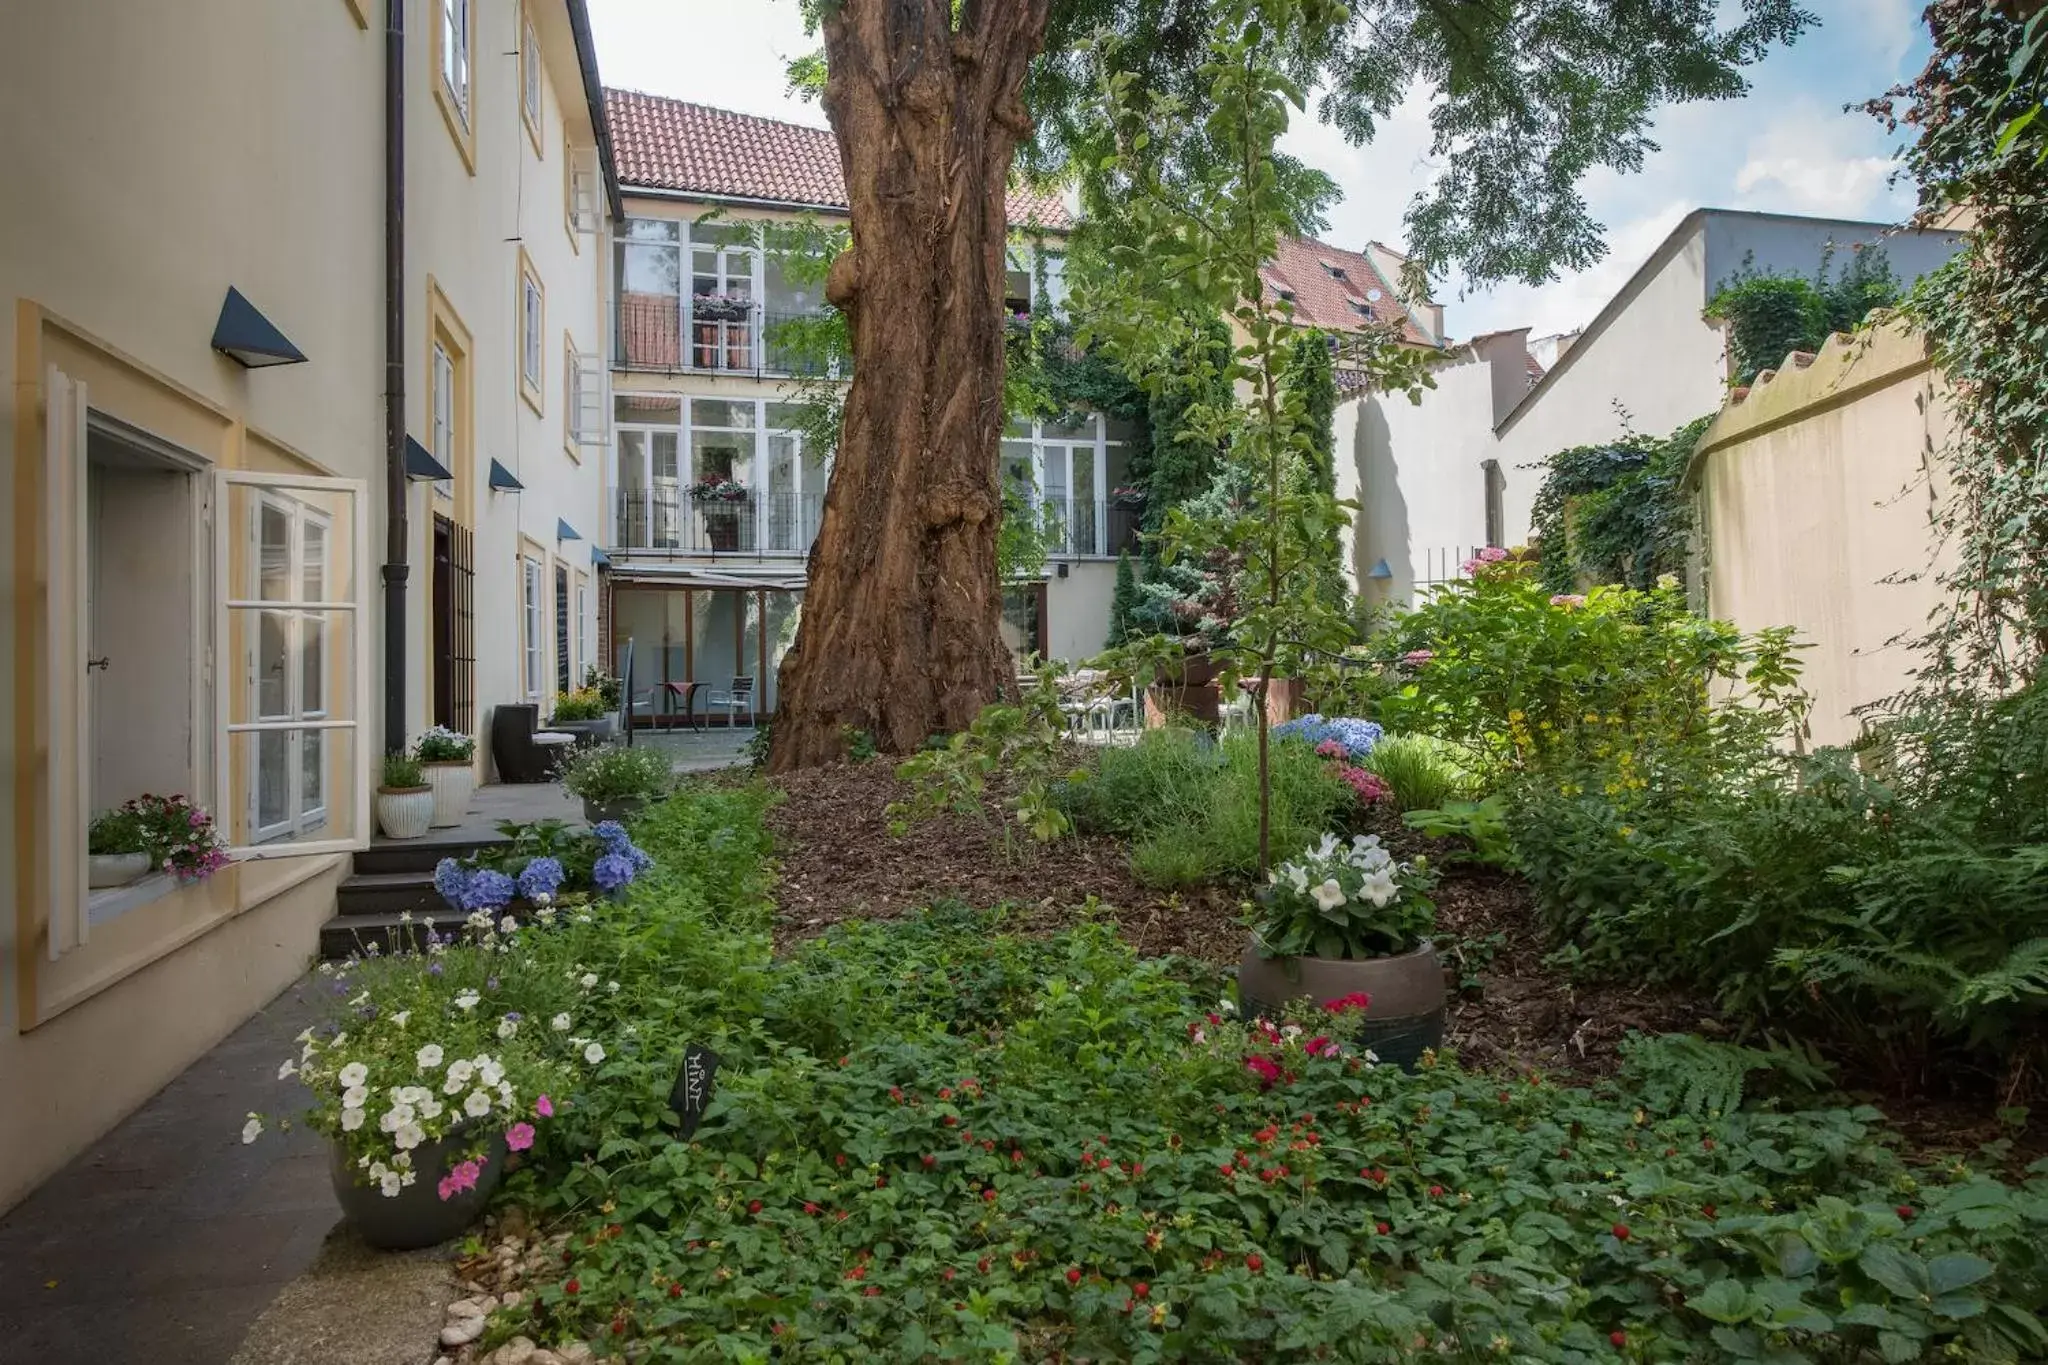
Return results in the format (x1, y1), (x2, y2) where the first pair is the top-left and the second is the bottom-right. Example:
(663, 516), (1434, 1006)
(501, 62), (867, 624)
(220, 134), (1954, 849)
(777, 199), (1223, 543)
(432, 514), (475, 732)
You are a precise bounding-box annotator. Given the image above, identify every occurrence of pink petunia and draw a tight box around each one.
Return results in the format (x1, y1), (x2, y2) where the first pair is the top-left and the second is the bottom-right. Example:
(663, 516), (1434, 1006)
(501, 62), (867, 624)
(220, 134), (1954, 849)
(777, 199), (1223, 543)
(535, 1094), (554, 1118)
(505, 1122), (536, 1152)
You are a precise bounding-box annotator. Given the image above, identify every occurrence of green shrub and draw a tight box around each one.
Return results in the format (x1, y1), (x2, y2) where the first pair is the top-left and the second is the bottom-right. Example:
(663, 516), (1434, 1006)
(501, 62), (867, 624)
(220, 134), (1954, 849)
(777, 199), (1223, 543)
(87, 808), (148, 856)
(557, 742), (673, 805)
(379, 752), (426, 790)
(1361, 734), (1471, 811)
(548, 687), (609, 723)
(1404, 792), (1515, 866)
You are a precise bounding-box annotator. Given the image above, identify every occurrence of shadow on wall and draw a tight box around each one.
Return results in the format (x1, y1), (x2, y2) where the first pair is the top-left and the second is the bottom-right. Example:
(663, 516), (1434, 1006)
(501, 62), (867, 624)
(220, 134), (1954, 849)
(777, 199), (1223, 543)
(1350, 399), (1412, 611)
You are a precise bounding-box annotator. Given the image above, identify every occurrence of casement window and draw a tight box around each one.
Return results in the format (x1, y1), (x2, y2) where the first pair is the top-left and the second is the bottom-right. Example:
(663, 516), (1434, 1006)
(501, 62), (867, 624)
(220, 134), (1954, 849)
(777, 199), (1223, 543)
(441, 0), (470, 125)
(522, 554), (545, 700)
(245, 493), (333, 844)
(432, 340), (456, 503)
(565, 338), (605, 457)
(519, 252), (545, 413)
(575, 575), (591, 683)
(610, 394), (834, 556)
(521, 12), (543, 150)
(566, 146), (601, 238)
(999, 414), (1135, 559)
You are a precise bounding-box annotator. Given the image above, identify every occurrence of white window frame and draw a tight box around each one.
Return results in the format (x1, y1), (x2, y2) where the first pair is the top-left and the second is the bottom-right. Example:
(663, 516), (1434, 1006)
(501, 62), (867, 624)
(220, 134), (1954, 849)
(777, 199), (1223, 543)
(215, 469), (371, 862)
(568, 147), (601, 235)
(522, 554), (545, 700)
(610, 394), (828, 555)
(575, 576), (590, 684)
(1004, 415), (1119, 559)
(521, 14), (542, 136)
(43, 367), (90, 957)
(441, 0), (471, 126)
(432, 340), (455, 503)
(243, 493), (333, 845)
(522, 274), (544, 392)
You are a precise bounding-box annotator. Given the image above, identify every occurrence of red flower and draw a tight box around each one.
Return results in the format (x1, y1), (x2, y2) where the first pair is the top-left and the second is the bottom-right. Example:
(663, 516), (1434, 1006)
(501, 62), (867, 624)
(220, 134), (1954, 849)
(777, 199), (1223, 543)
(835, 1154), (848, 1168)
(1701, 1204), (1716, 1220)
(1245, 1253), (1263, 1273)
(611, 1316), (627, 1336)
(889, 1087), (904, 1103)
(564, 1279), (581, 1295)
(1066, 1267), (1082, 1285)
(977, 1257), (992, 1274)
(1610, 1330), (1627, 1347)
(838, 1056), (850, 1067)
(1220, 1164), (1237, 1178)
(668, 1282), (682, 1298)
(747, 1199), (762, 1215)
(1133, 1280), (1150, 1298)
(863, 1286), (881, 1297)
(943, 1266), (957, 1281)
(803, 1202), (821, 1216)
(943, 1115), (959, 1127)
(875, 1176), (887, 1188)
(1011, 1150), (1024, 1164)
(1897, 1205), (1916, 1221)
(1701, 1137), (1716, 1152)
(1611, 1223), (1631, 1241)
(938, 1087), (953, 1100)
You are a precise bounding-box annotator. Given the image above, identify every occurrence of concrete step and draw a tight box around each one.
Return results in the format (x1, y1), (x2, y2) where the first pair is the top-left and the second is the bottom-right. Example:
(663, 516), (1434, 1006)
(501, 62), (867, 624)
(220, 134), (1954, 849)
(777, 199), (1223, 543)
(319, 912), (431, 961)
(335, 870), (445, 919)
(352, 831), (509, 876)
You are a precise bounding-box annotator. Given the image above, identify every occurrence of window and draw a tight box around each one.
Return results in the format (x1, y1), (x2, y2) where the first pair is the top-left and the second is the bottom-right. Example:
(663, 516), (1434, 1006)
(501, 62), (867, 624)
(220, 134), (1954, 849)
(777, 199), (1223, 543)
(997, 414), (1128, 560)
(1349, 299), (1374, 319)
(566, 146), (600, 238)
(619, 216), (842, 376)
(521, 12), (543, 151)
(246, 493), (332, 845)
(432, 340), (455, 503)
(555, 563), (573, 693)
(440, 0), (470, 123)
(433, 0), (475, 171)
(611, 395), (832, 556)
(519, 251), (545, 413)
(522, 554), (545, 700)
(1321, 261), (1348, 280)
(575, 575), (591, 685)
(1483, 459), (1506, 550)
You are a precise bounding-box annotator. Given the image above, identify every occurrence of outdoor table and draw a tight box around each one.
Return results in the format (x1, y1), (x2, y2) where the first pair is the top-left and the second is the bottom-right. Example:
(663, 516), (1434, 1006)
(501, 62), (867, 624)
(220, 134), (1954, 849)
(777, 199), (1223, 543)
(660, 680), (709, 733)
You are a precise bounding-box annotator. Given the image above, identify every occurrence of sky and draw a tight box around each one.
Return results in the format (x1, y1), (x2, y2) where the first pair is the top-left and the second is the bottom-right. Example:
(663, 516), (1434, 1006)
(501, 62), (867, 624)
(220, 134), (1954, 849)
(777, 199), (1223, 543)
(587, 0), (1930, 339)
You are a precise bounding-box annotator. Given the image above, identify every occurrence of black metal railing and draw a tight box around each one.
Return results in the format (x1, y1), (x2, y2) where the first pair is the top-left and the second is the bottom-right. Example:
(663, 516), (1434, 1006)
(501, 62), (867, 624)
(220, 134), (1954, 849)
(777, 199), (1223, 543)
(1030, 499), (1147, 559)
(612, 489), (824, 556)
(613, 294), (844, 378)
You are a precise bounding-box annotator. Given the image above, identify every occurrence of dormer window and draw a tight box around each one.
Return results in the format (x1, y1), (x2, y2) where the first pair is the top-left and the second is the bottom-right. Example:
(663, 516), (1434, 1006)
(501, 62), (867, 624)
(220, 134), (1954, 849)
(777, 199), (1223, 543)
(1320, 261), (1347, 280)
(1348, 298), (1373, 319)
(1275, 287), (1296, 303)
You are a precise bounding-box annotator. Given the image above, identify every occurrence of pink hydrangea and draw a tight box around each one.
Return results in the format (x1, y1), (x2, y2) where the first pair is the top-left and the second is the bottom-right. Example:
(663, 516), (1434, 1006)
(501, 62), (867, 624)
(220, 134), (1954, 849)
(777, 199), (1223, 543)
(1335, 765), (1390, 804)
(1315, 738), (1349, 759)
(1402, 649), (1434, 667)
(1479, 546), (1509, 562)
(1549, 593), (1586, 608)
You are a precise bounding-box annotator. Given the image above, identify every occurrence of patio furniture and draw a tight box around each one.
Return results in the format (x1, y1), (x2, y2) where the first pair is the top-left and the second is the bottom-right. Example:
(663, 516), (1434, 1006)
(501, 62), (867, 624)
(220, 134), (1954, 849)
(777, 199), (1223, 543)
(705, 676), (754, 728)
(660, 680), (709, 732)
(1219, 686), (1255, 735)
(490, 703), (577, 784)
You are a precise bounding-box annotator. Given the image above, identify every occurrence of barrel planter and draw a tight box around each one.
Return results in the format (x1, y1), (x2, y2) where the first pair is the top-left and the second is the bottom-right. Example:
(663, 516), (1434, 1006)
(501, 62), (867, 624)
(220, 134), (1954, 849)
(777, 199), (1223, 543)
(423, 760), (476, 828)
(331, 1129), (507, 1251)
(1236, 939), (1447, 1071)
(375, 786), (435, 840)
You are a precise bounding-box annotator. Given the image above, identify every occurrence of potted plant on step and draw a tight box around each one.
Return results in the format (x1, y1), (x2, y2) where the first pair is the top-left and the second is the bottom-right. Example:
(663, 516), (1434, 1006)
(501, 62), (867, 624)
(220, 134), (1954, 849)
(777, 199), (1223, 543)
(1238, 832), (1445, 1069)
(557, 743), (673, 826)
(414, 726), (477, 829)
(376, 753), (435, 840)
(87, 808), (152, 888)
(547, 686), (616, 743)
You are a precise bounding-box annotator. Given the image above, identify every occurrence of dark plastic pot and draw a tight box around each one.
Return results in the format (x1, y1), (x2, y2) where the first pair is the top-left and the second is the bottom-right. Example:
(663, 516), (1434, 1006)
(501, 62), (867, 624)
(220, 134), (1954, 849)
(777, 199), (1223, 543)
(330, 1129), (507, 1251)
(1236, 939), (1447, 1071)
(580, 795), (648, 826)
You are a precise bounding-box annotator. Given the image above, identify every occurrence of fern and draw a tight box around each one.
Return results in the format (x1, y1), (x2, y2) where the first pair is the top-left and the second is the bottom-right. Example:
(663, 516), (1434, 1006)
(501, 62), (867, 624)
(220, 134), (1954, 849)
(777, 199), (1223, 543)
(1616, 1032), (1834, 1119)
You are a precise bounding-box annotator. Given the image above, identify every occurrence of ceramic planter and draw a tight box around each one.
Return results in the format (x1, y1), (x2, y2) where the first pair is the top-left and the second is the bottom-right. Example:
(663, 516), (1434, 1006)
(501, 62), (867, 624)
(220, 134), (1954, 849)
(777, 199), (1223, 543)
(423, 760), (475, 828)
(1237, 939), (1447, 1071)
(87, 852), (152, 889)
(375, 787), (434, 840)
(330, 1129), (507, 1251)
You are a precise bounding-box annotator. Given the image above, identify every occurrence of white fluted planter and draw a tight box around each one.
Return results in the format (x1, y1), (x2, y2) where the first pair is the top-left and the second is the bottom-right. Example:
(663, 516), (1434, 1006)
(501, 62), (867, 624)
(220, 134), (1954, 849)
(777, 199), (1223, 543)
(376, 787), (435, 840)
(423, 761), (475, 828)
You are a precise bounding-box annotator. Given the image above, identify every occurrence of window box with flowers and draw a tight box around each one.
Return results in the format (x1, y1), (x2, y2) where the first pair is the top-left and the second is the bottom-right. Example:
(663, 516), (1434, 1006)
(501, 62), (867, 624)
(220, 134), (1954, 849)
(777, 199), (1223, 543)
(1111, 484), (1149, 512)
(691, 292), (752, 324)
(689, 476), (751, 551)
(414, 726), (477, 828)
(1237, 832), (1444, 1070)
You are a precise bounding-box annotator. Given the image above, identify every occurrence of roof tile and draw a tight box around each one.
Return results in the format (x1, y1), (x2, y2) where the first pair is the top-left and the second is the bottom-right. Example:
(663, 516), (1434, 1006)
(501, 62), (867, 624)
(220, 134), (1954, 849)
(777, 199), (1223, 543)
(1260, 236), (1436, 347)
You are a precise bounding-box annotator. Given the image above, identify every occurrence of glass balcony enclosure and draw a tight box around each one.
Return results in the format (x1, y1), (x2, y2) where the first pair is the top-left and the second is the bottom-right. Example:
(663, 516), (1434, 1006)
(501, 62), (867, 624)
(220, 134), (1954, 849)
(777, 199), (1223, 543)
(613, 216), (841, 377)
(611, 394), (829, 557)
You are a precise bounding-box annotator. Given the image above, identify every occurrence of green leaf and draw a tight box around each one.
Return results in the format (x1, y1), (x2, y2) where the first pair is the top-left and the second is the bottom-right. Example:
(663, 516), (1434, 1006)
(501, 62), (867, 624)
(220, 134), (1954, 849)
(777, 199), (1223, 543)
(1860, 1244), (1929, 1300)
(1688, 1278), (1755, 1324)
(1927, 1252), (1993, 1296)
(1879, 1330), (1922, 1363)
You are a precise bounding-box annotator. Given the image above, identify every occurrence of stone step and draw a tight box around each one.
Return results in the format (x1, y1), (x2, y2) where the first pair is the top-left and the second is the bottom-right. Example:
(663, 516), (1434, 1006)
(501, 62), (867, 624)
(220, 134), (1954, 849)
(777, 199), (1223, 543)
(352, 831), (509, 877)
(335, 870), (445, 919)
(319, 911), (429, 961)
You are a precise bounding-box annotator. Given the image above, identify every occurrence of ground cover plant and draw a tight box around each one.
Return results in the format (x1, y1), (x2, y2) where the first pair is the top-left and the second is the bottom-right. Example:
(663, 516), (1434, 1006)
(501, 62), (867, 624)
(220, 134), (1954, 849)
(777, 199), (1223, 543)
(409, 787), (2048, 1364)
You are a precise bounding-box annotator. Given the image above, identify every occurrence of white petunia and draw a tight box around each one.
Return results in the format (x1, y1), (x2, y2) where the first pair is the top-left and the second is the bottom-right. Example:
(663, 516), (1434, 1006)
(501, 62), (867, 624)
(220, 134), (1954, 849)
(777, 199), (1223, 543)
(379, 1103), (416, 1133)
(400, 1168), (416, 1187)
(349, 991), (369, 1007)
(1311, 878), (1347, 912)
(552, 1013), (572, 1031)
(340, 1106), (366, 1132)
(369, 1162), (389, 1180)
(583, 1042), (606, 1065)
(453, 990), (481, 1012)
(296, 1027), (316, 1044)
(416, 1044), (444, 1070)
(463, 1089), (493, 1118)
(390, 1010), (410, 1027)
(1218, 998), (1238, 1015)
(446, 1058), (475, 1086)
(442, 1073), (466, 1096)
(342, 1085), (369, 1110)
(419, 1098), (444, 1121)
(1358, 869), (1398, 908)
(500, 916), (518, 934)
(277, 1060), (297, 1080)
(498, 1081), (514, 1102)
(497, 1017), (519, 1039)
(479, 1060), (505, 1087)
(579, 973), (598, 990)
(392, 1152), (411, 1169)
(241, 1115), (263, 1145)
(393, 1122), (426, 1151)
(337, 1062), (369, 1089)
(380, 1171), (404, 1197)
(330, 1032), (347, 1049)
(400, 1085), (432, 1105)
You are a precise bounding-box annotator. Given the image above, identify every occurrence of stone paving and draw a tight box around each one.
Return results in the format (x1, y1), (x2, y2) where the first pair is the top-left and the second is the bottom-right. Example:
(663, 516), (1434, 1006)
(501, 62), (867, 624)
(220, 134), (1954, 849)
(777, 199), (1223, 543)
(0, 982), (338, 1365)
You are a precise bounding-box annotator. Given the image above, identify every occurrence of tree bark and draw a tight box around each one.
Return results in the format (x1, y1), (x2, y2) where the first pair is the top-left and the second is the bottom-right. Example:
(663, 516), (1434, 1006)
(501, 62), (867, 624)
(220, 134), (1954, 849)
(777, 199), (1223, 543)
(767, 0), (1052, 771)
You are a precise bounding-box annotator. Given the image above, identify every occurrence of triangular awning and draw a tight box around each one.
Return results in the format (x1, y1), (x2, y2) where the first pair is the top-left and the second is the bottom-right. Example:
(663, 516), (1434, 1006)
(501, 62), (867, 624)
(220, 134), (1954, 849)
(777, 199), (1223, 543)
(488, 459), (524, 492)
(211, 287), (307, 368)
(404, 436), (452, 482)
(557, 519), (582, 541)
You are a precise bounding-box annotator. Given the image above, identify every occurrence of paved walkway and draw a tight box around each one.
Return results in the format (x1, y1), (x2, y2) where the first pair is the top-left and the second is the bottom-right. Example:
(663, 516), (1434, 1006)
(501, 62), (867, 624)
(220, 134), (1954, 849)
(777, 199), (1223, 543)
(0, 981), (338, 1365)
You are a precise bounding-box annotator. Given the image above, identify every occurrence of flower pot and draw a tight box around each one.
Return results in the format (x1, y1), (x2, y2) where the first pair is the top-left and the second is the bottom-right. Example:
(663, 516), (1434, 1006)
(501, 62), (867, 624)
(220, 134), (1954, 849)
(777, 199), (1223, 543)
(1145, 682), (1221, 728)
(550, 716), (619, 746)
(330, 1130), (508, 1251)
(704, 512), (743, 552)
(87, 852), (152, 889)
(581, 796), (647, 827)
(423, 760), (475, 828)
(1236, 939), (1447, 1071)
(375, 787), (435, 840)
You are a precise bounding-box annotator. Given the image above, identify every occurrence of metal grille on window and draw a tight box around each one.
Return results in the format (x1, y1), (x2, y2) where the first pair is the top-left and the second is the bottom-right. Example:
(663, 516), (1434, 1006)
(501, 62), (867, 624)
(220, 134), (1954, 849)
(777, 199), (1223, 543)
(451, 521), (475, 733)
(555, 564), (572, 694)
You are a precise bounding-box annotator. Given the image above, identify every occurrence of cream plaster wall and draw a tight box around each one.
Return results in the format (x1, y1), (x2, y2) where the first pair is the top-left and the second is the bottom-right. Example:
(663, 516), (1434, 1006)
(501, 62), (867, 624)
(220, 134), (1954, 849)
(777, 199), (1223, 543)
(1045, 562), (1118, 664)
(1689, 323), (1953, 749)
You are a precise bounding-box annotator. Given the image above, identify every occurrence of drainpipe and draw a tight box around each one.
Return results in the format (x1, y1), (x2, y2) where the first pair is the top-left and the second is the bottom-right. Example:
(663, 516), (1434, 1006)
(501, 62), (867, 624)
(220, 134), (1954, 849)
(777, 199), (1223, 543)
(381, 0), (408, 757)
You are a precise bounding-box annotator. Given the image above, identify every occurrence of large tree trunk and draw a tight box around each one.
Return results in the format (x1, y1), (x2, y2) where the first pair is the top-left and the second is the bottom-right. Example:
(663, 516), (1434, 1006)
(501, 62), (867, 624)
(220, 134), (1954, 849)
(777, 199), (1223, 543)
(767, 0), (1051, 772)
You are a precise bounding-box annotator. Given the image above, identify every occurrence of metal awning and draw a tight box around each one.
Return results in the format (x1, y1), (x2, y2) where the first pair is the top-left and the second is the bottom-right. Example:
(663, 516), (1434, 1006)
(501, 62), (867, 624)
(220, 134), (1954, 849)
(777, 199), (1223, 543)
(211, 287), (307, 368)
(404, 436), (452, 482)
(605, 561), (807, 591)
(488, 459), (524, 492)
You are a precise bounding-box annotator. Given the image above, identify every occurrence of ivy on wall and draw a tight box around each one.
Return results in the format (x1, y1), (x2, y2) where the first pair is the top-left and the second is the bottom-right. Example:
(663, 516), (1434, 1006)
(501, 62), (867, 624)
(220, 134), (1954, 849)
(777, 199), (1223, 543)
(1528, 416), (1711, 594)
(1705, 248), (1902, 386)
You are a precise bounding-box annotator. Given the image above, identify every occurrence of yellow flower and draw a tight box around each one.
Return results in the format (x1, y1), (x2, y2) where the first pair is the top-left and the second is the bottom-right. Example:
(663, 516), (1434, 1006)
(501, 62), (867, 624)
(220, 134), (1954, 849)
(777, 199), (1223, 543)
(1583, 712), (1601, 724)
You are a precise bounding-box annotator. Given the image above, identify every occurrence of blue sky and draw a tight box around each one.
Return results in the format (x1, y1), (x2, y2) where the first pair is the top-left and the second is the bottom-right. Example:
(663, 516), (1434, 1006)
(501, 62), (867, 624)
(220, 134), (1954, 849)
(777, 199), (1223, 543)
(588, 0), (1930, 338)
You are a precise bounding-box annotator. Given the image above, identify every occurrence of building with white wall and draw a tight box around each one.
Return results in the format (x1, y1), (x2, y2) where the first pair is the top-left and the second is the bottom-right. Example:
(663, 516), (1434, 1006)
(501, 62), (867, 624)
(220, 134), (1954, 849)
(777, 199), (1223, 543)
(0, 0), (617, 1212)
(1340, 208), (1964, 608)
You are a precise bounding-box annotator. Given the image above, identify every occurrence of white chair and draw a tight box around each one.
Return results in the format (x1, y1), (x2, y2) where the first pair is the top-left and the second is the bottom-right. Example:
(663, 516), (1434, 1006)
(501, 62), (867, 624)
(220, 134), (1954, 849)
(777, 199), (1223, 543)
(1220, 688), (1254, 734)
(706, 676), (755, 728)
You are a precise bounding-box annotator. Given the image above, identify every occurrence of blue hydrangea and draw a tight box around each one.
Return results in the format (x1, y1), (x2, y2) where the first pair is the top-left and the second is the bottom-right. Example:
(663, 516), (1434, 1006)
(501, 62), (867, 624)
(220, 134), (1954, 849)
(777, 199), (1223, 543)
(592, 820), (629, 848)
(1271, 714), (1384, 758)
(592, 851), (635, 893)
(432, 858), (470, 910)
(517, 856), (565, 902)
(467, 869), (517, 911)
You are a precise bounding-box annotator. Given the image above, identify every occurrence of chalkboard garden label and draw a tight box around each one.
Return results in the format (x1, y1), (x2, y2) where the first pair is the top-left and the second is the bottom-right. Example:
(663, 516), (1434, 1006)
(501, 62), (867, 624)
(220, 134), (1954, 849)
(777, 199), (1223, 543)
(668, 1043), (720, 1139)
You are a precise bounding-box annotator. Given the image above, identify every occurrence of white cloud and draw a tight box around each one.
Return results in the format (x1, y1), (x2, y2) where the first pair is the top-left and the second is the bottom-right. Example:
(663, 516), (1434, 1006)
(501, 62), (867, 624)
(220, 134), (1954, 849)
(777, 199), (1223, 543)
(1731, 102), (1906, 217)
(587, 0), (824, 127)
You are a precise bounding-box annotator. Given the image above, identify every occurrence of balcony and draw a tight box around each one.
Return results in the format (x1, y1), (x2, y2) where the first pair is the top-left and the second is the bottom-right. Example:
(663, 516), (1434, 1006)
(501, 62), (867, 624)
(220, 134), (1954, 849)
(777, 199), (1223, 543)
(613, 488), (823, 557)
(613, 294), (844, 379)
(1029, 500), (1147, 560)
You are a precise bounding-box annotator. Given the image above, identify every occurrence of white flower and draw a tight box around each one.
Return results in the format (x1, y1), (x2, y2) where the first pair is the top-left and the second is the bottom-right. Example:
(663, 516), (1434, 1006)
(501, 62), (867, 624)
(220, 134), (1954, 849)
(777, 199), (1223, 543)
(342, 1085), (369, 1110)
(368, 1162), (389, 1180)
(378, 1103), (416, 1133)
(330, 1032), (348, 1049)
(498, 1081), (514, 1102)
(277, 1060), (297, 1081)
(241, 1115), (263, 1145)
(1282, 863), (1310, 894)
(1314, 833), (1342, 861)
(392, 1152), (411, 1170)
(398, 1085), (431, 1105)
(497, 1017), (519, 1040)
(1311, 878), (1347, 912)
(500, 916), (518, 934)
(480, 1059), (505, 1087)
(416, 1044), (444, 1070)
(393, 1122), (426, 1151)
(400, 1168), (417, 1187)
(340, 1107), (366, 1132)
(380, 1171), (404, 1197)
(534, 891), (552, 908)
(463, 1089), (493, 1118)
(552, 1013), (572, 1032)
(1218, 998), (1238, 1016)
(607, 981), (620, 994)
(453, 990), (481, 1012)
(579, 973), (599, 990)
(390, 1010), (410, 1027)
(1282, 1024), (1303, 1041)
(337, 1062), (369, 1089)
(349, 991), (370, 1007)
(575, 913), (593, 924)
(442, 1073), (467, 1097)
(419, 1098), (444, 1121)
(1358, 869), (1399, 908)
(296, 1027), (316, 1044)
(446, 1058), (476, 1087)
(1191, 1027), (1207, 1045)
(584, 1042), (606, 1065)
(536, 907), (558, 924)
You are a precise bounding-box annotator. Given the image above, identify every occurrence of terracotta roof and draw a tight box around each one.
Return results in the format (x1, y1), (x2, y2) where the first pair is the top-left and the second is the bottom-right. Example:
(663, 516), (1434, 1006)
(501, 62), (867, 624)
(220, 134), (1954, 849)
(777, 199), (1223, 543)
(605, 89), (1072, 230)
(1260, 236), (1436, 346)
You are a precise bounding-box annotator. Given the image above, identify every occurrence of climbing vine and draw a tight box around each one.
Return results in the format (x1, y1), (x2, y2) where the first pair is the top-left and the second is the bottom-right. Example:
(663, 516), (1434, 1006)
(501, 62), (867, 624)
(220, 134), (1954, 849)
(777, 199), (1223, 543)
(1704, 248), (1903, 386)
(1527, 417), (1710, 593)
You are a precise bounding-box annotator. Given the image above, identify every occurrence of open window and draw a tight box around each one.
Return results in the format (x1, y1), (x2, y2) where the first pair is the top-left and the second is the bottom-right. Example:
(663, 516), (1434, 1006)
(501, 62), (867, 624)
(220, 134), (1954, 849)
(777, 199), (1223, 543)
(216, 471), (370, 859)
